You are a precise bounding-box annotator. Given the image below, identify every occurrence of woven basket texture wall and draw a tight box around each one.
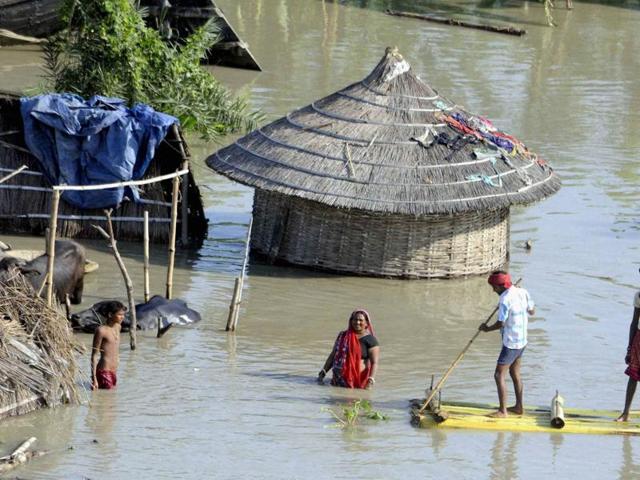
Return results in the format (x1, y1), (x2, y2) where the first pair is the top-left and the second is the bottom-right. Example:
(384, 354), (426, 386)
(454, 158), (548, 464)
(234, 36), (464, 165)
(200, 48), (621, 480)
(252, 190), (509, 278)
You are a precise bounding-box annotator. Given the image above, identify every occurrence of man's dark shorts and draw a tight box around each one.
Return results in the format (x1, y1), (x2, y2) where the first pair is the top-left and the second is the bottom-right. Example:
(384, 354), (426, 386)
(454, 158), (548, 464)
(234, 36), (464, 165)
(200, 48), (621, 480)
(497, 345), (526, 366)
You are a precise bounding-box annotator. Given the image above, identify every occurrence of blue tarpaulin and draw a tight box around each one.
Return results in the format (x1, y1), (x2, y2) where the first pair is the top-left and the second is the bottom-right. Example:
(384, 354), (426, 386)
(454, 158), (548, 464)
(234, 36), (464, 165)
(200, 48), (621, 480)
(20, 94), (178, 209)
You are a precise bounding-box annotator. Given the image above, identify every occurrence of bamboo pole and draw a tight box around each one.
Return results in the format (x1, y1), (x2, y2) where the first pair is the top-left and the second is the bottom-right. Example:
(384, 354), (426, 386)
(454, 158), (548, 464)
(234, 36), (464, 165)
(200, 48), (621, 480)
(52, 169), (188, 191)
(92, 210), (138, 350)
(0, 437), (48, 474)
(230, 217), (253, 330)
(165, 174), (180, 300)
(385, 9), (526, 36)
(143, 210), (150, 303)
(551, 391), (566, 428)
(225, 277), (242, 331)
(170, 125), (190, 247)
(181, 164), (189, 246)
(45, 191), (60, 306)
(418, 278), (523, 415)
(0, 165), (27, 185)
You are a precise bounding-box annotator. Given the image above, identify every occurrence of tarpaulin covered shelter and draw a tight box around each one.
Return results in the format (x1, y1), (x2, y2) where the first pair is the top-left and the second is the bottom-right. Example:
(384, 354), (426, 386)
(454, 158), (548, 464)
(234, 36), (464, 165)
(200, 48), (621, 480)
(0, 91), (207, 245)
(206, 48), (560, 278)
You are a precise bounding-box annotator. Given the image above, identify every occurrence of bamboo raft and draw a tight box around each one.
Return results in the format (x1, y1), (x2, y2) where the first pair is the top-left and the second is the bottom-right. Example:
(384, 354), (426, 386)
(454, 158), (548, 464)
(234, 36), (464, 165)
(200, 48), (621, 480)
(411, 400), (640, 436)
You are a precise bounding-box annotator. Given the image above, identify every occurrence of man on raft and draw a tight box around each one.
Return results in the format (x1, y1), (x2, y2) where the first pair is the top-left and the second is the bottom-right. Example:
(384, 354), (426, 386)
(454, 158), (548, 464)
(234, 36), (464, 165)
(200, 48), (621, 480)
(616, 289), (640, 422)
(480, 271), (535, 417)
(317, 309), (380, 389)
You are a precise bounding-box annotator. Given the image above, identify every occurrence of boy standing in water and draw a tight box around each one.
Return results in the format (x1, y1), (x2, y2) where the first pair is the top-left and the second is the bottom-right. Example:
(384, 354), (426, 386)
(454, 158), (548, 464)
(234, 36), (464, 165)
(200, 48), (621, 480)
(480, 271), (535, 418)
(616, 291), (640, 422)
(91, 301), (126, 390)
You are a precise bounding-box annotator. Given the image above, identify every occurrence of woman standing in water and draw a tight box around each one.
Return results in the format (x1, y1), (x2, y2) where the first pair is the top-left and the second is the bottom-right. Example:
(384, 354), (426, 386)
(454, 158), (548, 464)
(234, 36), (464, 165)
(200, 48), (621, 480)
(317, 309), (380, 389)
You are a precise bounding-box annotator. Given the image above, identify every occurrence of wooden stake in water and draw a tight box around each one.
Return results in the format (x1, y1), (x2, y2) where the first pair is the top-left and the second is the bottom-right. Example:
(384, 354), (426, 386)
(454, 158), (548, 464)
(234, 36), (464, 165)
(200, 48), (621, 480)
(165, 173), (180, 300)
(45, 190), (60, 307)
(143, 210), (150, 303)
(226, 217), (254, 331)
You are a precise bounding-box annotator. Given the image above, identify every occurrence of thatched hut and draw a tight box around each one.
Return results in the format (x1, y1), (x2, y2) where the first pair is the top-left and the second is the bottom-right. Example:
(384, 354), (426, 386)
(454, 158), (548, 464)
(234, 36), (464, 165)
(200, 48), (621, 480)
(0, 274), (82, 419)
(206, 48), (561, 278)
(0, 91), (207, 246)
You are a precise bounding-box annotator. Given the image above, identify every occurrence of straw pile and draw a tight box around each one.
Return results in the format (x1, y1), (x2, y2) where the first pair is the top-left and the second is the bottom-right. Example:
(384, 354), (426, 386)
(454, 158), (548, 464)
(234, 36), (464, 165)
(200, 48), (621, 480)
(0, 273), (82, 420)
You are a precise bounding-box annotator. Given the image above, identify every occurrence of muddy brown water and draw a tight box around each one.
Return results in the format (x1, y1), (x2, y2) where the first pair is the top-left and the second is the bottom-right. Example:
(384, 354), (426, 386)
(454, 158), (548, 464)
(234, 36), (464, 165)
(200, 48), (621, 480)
(1, 1), (640, 478)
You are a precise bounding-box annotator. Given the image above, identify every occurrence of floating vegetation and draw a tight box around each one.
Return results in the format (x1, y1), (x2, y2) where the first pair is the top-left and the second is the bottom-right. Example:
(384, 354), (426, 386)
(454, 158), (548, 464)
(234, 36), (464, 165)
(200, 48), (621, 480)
(322, 400), (389, 428)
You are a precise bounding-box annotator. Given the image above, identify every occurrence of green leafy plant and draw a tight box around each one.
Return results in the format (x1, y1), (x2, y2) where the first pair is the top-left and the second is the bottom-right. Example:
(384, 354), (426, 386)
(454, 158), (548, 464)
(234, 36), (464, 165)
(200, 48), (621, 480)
(322, 399), (389, 428)
(41, 0), (261, 140)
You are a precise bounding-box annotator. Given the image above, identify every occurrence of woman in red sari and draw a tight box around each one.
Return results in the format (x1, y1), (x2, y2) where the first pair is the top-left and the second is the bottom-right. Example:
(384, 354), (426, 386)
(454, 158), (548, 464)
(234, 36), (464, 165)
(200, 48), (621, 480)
(317, 309), (380, 389)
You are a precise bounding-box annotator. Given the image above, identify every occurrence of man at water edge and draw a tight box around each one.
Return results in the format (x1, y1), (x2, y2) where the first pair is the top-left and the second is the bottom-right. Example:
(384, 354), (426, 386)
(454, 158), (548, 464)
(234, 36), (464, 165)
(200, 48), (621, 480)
(480, 271), (535, 418)
(616, 289), (640, 422)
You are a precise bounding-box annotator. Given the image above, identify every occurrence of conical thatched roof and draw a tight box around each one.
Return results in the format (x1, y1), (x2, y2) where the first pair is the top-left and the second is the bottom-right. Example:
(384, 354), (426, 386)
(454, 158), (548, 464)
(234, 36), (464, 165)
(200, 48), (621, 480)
(207, 47), (560, 215)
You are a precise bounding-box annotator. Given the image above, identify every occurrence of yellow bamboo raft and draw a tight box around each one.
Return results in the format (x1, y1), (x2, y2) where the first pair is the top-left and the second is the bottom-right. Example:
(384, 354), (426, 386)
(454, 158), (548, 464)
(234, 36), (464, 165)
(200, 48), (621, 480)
(411, 400), (640, 436)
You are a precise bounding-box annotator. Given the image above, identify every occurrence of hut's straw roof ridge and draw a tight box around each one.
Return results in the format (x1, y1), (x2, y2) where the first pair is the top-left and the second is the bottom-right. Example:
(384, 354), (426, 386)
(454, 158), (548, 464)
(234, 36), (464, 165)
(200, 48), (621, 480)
(207, 48), (560, 215)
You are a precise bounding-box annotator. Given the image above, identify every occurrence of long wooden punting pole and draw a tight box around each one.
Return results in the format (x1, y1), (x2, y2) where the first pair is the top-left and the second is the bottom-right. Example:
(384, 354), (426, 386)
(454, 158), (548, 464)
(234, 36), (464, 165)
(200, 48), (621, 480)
(143, 210), (150, 303)
(385, 9), (526, 36)
(418, 278), (523, 415)
(165, 173), (180, 300)
(0, 165), (27, 185)
(45, 190), (60, 306)
(226, 217), (254, 331)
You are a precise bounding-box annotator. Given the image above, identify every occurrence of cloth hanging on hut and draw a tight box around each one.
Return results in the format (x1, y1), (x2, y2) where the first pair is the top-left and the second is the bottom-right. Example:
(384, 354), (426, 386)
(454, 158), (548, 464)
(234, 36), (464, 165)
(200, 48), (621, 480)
(20, 93), (177, 209)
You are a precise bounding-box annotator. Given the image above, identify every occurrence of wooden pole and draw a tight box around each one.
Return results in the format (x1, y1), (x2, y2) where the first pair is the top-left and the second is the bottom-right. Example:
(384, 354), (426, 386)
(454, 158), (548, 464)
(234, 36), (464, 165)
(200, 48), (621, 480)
(143, 210), (150, 303)
(45, 190), (60, 306)
(385, 9), (526, 36)
(170, 125), (190, 247)
(165, 173), (180, 300)
(418, 278), (523, 414)
(93, 210), (138, 350)
(0, 165), (27, 185)
(230, 216), (253, 330)
(181, 162), (189, 246)
(225, 277), (242, 332)
(0, 436), (48, 474)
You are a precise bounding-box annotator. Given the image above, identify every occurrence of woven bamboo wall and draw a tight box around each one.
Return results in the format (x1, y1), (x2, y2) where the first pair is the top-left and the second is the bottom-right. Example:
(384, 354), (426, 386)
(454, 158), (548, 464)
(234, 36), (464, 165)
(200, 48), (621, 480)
(252, 190), (510, 278)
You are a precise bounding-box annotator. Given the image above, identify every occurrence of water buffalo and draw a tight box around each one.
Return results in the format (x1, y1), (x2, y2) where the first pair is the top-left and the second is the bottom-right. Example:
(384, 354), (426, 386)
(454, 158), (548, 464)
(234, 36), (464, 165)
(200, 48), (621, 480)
(0, 239), (86, 304)
(70, 295), (202, 335)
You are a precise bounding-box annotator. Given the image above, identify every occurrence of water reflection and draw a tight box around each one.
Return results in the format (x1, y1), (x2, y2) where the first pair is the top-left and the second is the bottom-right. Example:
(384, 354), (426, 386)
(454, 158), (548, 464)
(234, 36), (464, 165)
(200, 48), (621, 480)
(620, 435), (640, 479)
(489, 431), (521, 479)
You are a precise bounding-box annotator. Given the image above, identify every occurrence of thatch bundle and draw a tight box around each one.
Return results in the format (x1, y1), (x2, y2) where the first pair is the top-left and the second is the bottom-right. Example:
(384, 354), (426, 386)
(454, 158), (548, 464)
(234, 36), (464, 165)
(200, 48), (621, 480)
(0, 273), (82, 420)
(207, 47), (560, 278)
(0, 91), (208, 246)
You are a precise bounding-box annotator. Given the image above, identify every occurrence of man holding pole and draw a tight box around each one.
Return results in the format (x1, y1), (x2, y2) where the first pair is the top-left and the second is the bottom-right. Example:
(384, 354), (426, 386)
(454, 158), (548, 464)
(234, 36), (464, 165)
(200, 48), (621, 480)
(480, 271), (535, 418)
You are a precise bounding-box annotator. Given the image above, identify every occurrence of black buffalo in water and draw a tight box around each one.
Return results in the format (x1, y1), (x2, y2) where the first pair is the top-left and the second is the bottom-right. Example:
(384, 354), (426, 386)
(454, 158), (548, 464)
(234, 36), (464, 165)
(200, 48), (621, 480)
(0, 239), (86, 304)
(70, 295), (202, 334)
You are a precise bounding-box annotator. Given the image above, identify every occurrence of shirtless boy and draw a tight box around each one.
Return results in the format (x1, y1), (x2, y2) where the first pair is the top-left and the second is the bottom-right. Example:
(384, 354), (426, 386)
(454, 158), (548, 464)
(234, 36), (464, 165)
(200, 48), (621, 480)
(91, 301), (126, 390)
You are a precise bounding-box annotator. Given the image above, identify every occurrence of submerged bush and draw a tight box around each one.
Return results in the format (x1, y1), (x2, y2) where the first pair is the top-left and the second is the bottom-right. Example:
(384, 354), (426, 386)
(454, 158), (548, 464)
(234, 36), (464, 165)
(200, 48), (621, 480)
(43, 0), (260, 140)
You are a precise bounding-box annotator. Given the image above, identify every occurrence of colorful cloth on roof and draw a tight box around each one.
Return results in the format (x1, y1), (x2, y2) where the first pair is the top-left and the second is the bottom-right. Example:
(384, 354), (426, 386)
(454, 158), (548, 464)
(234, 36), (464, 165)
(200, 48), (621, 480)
(330, 309), (376, 389)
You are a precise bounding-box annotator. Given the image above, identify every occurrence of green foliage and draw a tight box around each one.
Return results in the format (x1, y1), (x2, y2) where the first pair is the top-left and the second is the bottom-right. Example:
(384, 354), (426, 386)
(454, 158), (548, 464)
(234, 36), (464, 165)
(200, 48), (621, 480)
(42, 0), (260, 140)
(322, 400), (389, 428)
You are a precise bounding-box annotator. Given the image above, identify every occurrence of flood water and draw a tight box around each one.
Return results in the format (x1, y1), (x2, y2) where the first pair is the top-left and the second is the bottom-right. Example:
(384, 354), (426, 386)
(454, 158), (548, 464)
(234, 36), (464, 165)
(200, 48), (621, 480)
(1, 0), (640, 478)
